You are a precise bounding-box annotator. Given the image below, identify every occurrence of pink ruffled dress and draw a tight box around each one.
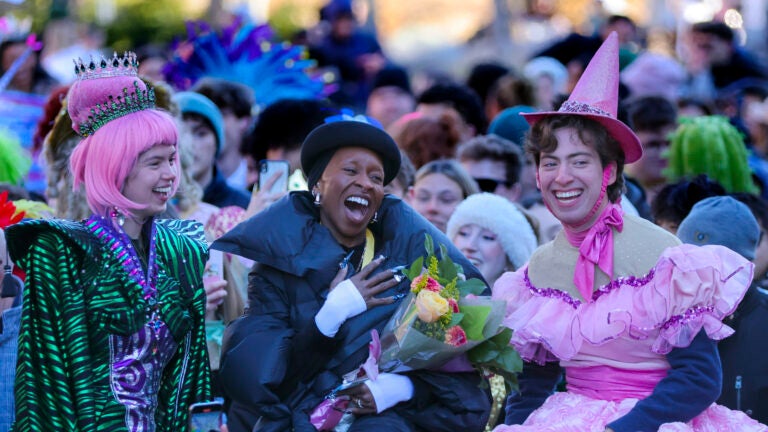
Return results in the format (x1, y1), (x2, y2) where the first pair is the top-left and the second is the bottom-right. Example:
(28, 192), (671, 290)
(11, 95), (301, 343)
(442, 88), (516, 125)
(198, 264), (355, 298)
(492, 213), (767, 431)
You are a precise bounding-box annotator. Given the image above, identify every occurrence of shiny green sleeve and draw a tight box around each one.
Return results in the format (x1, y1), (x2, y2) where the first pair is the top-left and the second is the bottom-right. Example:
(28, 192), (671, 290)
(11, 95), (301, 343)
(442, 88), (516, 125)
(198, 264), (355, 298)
(13, 231), (95, 432)
(154, 220), (212, 430)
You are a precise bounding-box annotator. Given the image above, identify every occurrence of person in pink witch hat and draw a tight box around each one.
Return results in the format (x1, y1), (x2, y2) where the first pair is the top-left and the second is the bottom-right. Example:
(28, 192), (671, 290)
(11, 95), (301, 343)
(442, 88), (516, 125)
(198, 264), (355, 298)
(492, 32), (767, 431)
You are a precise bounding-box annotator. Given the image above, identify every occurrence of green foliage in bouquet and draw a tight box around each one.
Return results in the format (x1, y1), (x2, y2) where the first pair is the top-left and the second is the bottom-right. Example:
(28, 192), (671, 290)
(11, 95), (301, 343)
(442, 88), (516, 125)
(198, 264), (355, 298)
(467, 328), (522, 389)
(403, 233), (487, 297)
(401, 233), (522, 391)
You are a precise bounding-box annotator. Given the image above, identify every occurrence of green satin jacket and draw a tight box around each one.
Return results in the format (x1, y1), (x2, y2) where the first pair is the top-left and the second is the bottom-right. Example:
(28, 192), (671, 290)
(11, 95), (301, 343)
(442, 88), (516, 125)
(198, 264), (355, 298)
(6, 218), (211, 431)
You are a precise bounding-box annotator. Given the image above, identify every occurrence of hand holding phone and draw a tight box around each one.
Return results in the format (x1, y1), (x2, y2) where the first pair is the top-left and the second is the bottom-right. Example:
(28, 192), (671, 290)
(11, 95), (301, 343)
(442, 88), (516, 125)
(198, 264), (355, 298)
(258, 160), (289, 194)
(246, 160), (290, 219)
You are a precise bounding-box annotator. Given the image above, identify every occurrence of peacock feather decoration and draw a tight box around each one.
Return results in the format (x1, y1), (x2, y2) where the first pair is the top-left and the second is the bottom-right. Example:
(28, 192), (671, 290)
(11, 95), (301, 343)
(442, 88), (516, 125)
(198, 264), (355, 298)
(664, 115), (759, 194)
(163, 19), (336, 109)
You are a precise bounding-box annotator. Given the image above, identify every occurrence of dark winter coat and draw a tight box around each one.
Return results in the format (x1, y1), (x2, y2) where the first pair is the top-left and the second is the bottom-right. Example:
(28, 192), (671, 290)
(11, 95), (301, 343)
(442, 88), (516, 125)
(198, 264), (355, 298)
(203, 167), (250, 209)
(212, 192), (492, 432)
(718, 286), (768, 423)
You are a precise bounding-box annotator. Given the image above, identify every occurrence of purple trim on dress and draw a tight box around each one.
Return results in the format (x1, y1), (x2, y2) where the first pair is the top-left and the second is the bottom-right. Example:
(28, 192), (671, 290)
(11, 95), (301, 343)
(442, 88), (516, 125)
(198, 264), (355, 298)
(523, 268), (582, 309)
(86, 215), (159, 302)
(660, 305), (716, 330)
(591, 269), (656, 301)
(524, 267), (658, 307)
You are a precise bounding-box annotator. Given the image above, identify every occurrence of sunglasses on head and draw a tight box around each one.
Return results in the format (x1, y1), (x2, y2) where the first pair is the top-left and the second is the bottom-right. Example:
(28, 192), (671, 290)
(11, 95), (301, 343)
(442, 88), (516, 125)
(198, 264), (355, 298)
(474, 178), (511, 193)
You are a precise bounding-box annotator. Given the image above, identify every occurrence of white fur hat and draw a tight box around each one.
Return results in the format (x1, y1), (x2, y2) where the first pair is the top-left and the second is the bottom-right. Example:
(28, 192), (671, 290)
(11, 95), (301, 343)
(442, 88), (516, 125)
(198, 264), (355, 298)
(447, 193), (538, 270)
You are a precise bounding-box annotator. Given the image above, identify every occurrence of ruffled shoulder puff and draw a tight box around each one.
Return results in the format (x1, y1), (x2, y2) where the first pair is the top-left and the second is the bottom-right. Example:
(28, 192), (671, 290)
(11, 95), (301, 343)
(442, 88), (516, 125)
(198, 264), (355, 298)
(492, 243), (753, 364)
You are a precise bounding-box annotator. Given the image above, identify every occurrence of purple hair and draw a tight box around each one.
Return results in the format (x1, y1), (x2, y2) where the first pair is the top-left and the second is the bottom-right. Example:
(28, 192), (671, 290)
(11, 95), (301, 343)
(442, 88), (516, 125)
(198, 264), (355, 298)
(69, 109), (179, 217)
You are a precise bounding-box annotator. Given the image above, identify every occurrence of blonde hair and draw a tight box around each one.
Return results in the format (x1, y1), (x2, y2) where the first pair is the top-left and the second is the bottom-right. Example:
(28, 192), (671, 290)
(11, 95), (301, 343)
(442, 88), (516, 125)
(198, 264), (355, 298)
(414, 159), (480, 198)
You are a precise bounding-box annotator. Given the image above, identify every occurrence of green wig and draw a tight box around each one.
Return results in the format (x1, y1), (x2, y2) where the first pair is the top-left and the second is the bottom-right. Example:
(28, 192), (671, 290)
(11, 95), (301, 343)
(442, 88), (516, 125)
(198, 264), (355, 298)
(0, 129), (30, 185)
(664, 115), (758, 194)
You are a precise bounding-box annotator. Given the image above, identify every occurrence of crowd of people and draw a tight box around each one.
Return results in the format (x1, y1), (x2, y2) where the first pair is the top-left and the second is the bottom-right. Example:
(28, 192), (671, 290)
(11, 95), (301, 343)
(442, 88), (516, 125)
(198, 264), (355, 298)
(1, 1), (768, 431)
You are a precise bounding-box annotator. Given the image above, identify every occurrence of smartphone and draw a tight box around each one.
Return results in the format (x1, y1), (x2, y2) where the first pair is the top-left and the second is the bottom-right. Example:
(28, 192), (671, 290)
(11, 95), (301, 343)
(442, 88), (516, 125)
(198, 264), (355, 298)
(189, 400), (224, 432)
(258, 159), (290, 194)
(204, 250), (224, 279)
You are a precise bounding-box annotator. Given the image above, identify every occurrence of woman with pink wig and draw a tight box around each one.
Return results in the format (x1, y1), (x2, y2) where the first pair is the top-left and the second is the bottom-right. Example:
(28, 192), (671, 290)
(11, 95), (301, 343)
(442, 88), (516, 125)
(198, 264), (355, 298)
(5, 52), (211, 431)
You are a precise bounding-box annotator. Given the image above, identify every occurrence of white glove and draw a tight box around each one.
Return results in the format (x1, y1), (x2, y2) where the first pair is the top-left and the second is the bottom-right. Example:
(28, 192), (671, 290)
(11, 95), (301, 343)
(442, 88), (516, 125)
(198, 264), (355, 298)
(314, 279), (366, 337)
(365, 373), (414, 413)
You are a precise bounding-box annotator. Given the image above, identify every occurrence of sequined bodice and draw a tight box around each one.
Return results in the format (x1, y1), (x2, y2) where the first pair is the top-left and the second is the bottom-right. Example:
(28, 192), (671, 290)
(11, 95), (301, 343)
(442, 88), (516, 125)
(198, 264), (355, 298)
(109, 322), (178, 432)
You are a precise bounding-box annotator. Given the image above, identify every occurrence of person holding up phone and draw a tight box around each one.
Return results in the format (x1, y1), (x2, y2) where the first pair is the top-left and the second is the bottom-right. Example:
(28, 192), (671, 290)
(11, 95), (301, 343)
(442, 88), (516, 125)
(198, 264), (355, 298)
(212, 120), (492, 432)
(241, 160), (290, 220)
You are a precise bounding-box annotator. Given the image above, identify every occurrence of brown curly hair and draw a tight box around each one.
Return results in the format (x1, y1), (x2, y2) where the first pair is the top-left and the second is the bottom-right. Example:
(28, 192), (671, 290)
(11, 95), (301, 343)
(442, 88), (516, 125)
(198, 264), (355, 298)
(525, 115), (626, 203)
(393, 114), (462, 169)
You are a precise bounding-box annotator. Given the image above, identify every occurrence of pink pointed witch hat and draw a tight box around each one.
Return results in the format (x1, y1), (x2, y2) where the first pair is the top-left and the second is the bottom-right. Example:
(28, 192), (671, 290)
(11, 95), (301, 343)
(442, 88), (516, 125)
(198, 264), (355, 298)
(522, 32), (642, 163)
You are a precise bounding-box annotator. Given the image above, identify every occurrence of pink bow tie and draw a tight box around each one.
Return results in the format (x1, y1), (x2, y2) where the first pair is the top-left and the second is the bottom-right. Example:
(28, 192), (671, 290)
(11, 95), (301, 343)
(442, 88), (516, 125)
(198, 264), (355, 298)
(573, 204), (624, 302)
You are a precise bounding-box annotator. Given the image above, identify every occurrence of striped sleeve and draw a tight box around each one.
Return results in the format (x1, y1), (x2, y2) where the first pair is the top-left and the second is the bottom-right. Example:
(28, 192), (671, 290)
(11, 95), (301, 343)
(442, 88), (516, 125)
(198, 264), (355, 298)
(13, 231), (95, 432)
(154, 220), (211, 429)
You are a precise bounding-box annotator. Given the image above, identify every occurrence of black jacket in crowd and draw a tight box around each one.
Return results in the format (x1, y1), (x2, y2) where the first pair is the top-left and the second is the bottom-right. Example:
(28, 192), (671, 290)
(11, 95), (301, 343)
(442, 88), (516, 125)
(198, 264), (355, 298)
(212, 192), (492, 432)
(718, 286), (768, 423)
(203, 167), (251, 209)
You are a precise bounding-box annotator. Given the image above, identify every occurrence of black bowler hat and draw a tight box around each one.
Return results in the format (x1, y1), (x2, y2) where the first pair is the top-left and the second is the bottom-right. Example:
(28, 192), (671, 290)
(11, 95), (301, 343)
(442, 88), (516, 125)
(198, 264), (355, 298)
(301, 120), (401, 188)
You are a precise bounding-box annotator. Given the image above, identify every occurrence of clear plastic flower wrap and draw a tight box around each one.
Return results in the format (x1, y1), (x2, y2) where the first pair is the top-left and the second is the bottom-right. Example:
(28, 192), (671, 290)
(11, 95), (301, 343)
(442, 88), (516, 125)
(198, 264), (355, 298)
(377, 234), (522, 385)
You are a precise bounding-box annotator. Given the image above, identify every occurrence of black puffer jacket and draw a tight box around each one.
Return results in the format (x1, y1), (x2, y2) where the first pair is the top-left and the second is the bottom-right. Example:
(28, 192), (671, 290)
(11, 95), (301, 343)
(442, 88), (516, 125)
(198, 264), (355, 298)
(718, 286), (768, 423)
(212, 192), (492, 432)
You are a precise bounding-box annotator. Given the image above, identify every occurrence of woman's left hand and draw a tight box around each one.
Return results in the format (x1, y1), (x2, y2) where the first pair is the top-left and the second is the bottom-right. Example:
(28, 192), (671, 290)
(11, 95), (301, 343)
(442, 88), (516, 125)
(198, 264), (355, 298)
(337, 383), (378, 416)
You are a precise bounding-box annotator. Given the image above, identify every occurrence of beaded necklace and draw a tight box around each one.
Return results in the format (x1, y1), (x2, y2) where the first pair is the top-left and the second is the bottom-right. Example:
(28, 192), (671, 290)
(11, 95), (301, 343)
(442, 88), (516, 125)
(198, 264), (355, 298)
(86, 215), (163, 334)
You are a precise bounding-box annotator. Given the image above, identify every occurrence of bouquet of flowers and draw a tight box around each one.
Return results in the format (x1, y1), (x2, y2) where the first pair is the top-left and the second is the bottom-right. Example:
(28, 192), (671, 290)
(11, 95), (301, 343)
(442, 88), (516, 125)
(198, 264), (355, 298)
(376, 234), (521, 387)
(310, 235), (521, 431)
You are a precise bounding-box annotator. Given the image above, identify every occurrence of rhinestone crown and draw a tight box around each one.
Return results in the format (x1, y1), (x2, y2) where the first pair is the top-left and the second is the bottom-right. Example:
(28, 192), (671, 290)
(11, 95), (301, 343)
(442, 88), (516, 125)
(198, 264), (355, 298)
(72, 52), (156, 137)
(73, 51), (139, 80)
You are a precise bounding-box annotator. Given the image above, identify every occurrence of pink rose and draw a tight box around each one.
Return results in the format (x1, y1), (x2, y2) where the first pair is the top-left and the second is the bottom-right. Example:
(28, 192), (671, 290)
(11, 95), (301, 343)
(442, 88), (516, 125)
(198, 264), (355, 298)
(410, 274), (442, 293)
(445, 326), (467, 347)
(447, 298), (460, 313)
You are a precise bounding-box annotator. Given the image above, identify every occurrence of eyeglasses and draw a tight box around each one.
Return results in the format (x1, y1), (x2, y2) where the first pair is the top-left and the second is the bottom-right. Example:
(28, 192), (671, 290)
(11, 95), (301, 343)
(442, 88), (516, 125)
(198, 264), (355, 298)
(473, 178), (511, 193)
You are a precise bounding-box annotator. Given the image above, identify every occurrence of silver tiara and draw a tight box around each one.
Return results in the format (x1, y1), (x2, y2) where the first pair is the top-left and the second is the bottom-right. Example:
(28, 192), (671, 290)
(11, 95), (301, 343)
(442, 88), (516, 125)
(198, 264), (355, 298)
(73, 51), (139, 80)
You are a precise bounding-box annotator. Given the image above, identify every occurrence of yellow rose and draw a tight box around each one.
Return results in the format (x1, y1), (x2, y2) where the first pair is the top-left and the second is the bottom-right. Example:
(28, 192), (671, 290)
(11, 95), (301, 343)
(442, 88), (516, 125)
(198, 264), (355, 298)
(415, 290), (450, 323)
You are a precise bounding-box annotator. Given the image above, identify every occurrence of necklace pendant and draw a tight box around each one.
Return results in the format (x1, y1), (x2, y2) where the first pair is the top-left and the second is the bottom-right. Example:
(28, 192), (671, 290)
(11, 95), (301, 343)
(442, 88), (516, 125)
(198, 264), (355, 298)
(148, 312), (162, 331)
(147, 301), (163, 333)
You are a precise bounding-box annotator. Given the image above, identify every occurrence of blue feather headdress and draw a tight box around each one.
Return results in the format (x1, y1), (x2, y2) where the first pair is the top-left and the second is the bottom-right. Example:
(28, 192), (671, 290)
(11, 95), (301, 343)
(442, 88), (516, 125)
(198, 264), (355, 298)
(163, 20), (336, 108)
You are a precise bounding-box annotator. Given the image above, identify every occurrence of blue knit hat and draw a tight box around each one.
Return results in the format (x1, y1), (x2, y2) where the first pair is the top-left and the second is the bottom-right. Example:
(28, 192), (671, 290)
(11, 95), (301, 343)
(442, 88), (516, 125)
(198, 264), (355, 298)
(173, 91), (225, 156)
(488, 105), (537, 146)
(677, 196), (760, 260)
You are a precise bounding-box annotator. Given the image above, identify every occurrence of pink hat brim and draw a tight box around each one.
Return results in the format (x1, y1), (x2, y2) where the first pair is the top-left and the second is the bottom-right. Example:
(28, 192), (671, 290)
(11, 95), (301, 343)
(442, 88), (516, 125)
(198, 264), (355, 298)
(521, 111), (643, 164)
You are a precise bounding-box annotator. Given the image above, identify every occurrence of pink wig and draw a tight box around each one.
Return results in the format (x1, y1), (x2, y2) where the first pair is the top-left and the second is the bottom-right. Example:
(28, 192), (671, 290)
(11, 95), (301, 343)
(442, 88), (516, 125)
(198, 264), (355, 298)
(69, 108), (179, 217)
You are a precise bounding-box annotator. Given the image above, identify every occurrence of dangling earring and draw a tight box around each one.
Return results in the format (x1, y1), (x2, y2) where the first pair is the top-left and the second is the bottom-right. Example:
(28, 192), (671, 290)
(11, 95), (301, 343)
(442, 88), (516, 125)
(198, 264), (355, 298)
(369, 211), (378, 224)
(110, 206), (125, 227)
(313, 192), (321, 206)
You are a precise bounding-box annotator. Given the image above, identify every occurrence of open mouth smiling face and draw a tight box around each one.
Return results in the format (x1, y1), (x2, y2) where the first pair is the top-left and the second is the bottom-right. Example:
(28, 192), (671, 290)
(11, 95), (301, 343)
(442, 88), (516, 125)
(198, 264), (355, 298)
(122, 144), (178, 219)
(315, 147), (385, 247)
(537, 127), (615, 229)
